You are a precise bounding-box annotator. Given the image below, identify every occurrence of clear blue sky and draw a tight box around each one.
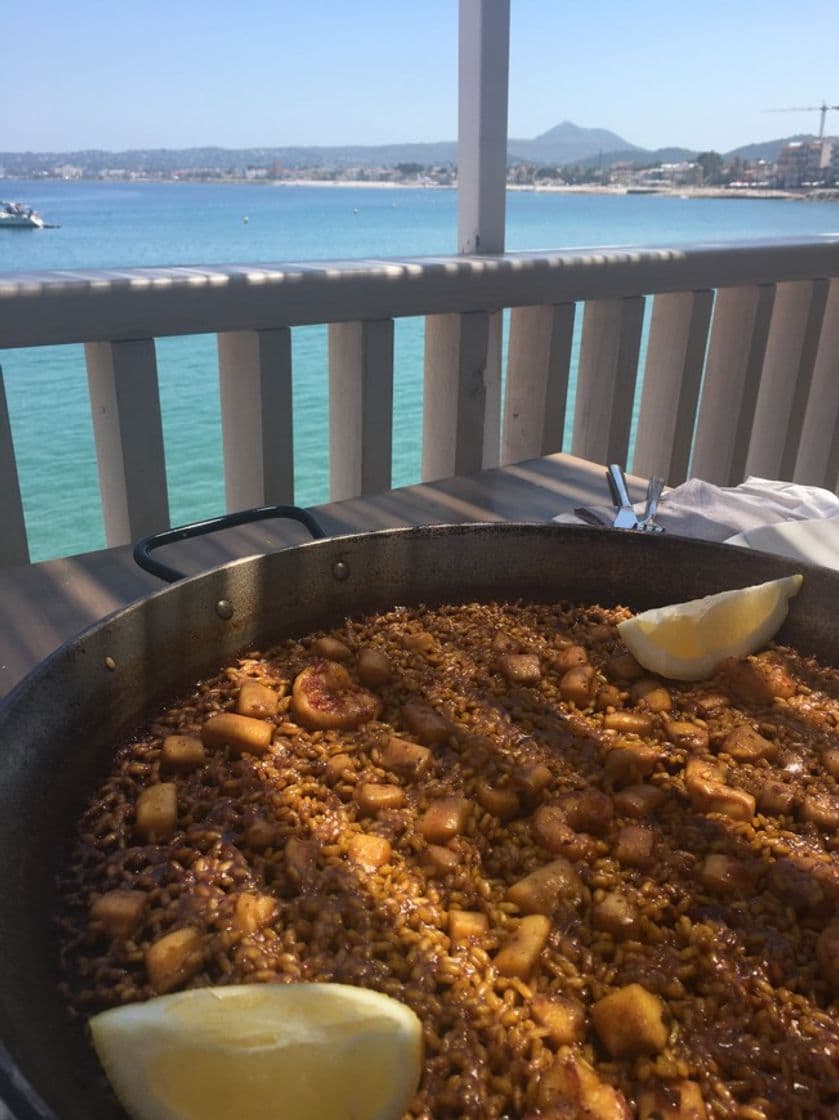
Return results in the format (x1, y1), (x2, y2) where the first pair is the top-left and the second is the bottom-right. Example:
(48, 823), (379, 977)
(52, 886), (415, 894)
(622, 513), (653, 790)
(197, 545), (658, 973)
(5, 0), (837, 153)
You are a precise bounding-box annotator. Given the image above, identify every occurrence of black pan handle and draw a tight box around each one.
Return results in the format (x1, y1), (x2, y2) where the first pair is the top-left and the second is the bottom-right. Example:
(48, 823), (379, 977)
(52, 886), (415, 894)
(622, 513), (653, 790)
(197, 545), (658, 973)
(133, 504), (328, 583)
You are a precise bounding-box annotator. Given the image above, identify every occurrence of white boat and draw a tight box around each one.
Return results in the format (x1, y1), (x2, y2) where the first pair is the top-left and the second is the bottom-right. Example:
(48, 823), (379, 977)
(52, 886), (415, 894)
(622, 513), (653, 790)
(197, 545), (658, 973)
(0, 201), (45, 229)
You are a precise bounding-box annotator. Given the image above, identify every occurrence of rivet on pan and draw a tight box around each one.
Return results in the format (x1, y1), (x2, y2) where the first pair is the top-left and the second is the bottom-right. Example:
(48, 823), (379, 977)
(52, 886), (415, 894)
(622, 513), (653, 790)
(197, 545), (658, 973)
(104, 656), (117, 672)
(332, 559), (350, 582)
(215, 599), (234, 620)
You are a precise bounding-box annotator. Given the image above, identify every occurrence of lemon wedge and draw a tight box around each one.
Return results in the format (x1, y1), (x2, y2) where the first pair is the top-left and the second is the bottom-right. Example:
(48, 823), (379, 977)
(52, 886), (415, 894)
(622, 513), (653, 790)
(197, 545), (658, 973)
(617, 574), (803, 682)
(90, 983), (423, 1120)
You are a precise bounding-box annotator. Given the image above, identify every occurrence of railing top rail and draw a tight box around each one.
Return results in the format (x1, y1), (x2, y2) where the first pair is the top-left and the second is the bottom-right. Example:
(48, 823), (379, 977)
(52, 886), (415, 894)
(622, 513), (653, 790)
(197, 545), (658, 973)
(2, 236), (838, 349)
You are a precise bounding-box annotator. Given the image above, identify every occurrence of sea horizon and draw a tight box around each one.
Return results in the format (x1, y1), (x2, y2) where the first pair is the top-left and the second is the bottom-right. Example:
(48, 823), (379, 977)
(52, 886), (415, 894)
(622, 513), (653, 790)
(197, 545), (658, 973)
(2, 180), (838, 563)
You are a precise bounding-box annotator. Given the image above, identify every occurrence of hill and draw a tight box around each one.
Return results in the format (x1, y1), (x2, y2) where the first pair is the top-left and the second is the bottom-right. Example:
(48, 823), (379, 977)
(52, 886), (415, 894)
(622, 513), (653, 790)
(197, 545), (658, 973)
(724, 134), (814, 162)
(0, 128), (820, 177)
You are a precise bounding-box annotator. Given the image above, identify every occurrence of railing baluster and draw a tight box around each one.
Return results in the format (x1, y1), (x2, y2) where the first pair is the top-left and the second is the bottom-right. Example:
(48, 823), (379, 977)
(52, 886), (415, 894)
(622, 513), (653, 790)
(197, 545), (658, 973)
(571, 296), (645, 466)
(745, 280), (830, 481)
(690, 284), (775, 486)
(502, 303), (575, 463)
(85, 339), (170, 546)
(632, 290), (713, 485)
(0, 366), (29, 567)
(794, 277), (839, 491)
(328, 320), (394, 501)
(218, 328), (293, 510)
(422, 310), (497, 481)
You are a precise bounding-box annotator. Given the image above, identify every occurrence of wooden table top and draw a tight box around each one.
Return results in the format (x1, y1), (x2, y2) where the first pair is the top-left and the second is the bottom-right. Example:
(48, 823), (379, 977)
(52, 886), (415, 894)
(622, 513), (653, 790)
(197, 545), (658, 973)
(0, 454), (646, 699)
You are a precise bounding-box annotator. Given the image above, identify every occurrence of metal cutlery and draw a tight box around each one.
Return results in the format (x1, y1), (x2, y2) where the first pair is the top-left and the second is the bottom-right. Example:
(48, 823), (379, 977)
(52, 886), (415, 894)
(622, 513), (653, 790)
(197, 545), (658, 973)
(639, 475), (665, 532)
(606, 464), (640, 529)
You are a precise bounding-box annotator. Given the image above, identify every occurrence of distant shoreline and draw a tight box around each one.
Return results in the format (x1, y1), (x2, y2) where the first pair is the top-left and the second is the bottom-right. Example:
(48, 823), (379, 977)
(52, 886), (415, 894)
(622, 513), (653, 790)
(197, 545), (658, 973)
(6, 176), (836, 201)
(281, 180), (816, 201)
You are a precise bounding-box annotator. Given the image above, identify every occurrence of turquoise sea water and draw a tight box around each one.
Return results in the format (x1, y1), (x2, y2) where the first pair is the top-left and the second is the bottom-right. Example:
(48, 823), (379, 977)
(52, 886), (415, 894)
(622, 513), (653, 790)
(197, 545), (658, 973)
(1, 179), (838, 561)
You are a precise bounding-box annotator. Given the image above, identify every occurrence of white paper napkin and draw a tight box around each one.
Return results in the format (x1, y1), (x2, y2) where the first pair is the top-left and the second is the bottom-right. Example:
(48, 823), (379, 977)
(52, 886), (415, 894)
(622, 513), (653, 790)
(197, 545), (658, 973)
(554, 476), (839, 542)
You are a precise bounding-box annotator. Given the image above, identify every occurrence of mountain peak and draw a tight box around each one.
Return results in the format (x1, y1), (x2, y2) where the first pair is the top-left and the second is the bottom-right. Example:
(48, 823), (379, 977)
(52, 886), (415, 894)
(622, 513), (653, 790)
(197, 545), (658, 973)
(532, 121), (637, 150)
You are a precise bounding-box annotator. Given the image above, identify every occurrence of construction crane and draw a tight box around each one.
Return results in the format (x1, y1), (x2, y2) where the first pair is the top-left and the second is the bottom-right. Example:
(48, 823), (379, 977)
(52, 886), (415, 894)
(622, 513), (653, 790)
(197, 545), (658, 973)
(766, 102), (839, 139)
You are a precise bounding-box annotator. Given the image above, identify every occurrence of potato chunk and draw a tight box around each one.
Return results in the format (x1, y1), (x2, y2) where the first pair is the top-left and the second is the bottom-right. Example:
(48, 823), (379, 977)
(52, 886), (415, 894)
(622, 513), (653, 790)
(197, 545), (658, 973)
(559, 664), (597, 707)
(312, 636), (352, 661)
(664, 721), (709, 753)
(347, 833), (392, 871)
(201, 712), (273, 756)
(592, 983), (668, 1057)
(604, 711), (654, 735)
(613, 824), (653, 867)
(721, 656), (795, 704)
(161, 734), (206, 773)
(324, 752), (355, 784)
(377, 735), (432, 779)
(423, 844), (459, 876)
(685, 757), (755, 821)
(236, 680), (280, 719)
(90, 890), (147, 940)
(513, 763), (553, 806)
(614, 784), (666, 818)
(553, 644), (589, 671)
(285, 836), (318, 885)
(606, 652), (644, 681)
(721, 724), (778, 763)
(476, 780), (521, 821)
(136, 782), (177, 842)
(354, 783), (405, 816)
(507, 858), (584, 915)
(232, 892), (277, 933)
(698, 854), (754, 894)
(448, 910), (488, 943)
(757, 779), (796, 817)
(531, 994), (586, 1045)
(638, 1081), (707, 1120)
(498, 652), (542, 684)
(292, 661), (381, 731)
(494, 914), (551, 979)
(538, 1048), (631, 1118)
(145, 927), (204, 994)
(401, 700), (450, 745)
(800, 791), (839, 830)
(604, 742), (660, 785)
(631, 679), (672, 713)
(591, 891), (639, 939)
(418, 797), (472, 843)
(356, 647), (393, 686)
(558, 789), (613, 834)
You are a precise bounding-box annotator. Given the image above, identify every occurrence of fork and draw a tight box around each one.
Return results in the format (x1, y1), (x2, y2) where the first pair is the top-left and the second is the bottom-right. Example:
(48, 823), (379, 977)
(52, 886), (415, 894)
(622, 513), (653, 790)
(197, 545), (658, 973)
(639, 476), (665, 532)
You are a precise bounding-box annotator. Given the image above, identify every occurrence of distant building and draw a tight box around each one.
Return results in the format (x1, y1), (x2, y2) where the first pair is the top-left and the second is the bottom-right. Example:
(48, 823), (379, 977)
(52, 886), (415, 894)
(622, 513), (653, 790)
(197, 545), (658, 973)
(776, 139), (834, 187)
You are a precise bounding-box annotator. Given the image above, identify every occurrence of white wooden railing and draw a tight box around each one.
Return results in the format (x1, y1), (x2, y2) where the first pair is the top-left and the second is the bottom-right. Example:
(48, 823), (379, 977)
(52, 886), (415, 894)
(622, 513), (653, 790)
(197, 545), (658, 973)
(1, 235), (838, 567)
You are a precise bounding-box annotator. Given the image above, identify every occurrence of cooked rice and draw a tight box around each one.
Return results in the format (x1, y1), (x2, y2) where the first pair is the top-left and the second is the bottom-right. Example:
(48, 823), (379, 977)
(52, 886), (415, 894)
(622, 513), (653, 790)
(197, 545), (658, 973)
(59, 600), (839, 1119)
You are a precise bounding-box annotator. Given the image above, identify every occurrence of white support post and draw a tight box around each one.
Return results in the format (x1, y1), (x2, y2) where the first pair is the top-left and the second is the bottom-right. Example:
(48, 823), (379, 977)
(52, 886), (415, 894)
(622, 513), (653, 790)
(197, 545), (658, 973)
(632, 290), (714, 485)
(795, 277), (839, 490)
(691, 284), (775, 486)
(457, 0), (510, 255)
(502, 304), (575, 463)
(745, 279), (829, 481)
(218, 328), (294, 511)
(422, 311), (491, 481)
(328, 319), (394, 501)
(571, 297), (645, 467)
(85, 339), (170, 546)
(456, 0), (509, 469)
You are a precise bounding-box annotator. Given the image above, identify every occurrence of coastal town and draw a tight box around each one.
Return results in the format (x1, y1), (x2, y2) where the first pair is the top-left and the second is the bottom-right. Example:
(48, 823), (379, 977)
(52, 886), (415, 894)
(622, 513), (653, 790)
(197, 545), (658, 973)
(2, 134), (838, 199)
